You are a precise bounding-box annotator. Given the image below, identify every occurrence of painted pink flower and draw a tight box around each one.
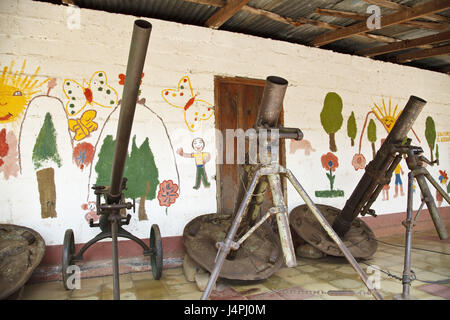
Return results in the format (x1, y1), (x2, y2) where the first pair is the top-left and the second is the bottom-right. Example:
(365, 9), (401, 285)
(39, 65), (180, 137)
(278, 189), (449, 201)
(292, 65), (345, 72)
(47, 78), (57, 91)
(157, 180), (179, 207)
(82, 201), (99, 222)
(352, 153), (366, 171)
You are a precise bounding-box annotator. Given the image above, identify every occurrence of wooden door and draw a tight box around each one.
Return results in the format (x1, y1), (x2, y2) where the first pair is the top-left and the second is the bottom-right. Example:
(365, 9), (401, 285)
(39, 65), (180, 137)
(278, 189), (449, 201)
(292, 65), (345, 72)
(214, 76), (286, 216)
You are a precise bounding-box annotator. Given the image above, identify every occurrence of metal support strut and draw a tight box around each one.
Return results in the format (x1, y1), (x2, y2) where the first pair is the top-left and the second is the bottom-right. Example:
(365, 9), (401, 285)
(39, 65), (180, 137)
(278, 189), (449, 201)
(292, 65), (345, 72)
(201, 162), (383, 300)
(394, 142), (449, 300)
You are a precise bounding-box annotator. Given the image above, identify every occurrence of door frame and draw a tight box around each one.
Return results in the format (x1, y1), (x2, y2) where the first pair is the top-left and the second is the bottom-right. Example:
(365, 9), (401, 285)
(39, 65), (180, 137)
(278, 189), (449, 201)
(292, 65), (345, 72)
(214, 75), (287, 214)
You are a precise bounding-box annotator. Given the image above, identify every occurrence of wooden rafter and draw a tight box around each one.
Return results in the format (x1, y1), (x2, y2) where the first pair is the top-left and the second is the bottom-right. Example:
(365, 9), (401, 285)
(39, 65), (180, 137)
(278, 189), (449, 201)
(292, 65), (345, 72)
(315, 8), (448, 31)
(312, 0), (450, 47)
(363, 0), (450, 23)
(394, 44), (450, 63)
(186, 0), (299, 27)
(205, 0), (252, 29)
(184, 0), (402, 44)
(357, 30), (450, 57)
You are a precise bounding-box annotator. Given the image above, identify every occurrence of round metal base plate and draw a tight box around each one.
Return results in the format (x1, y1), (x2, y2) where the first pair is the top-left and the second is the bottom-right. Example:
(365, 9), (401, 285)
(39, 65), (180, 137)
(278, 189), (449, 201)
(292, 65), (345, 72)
(0, 224), (46, 300)
(289, 204), (378, 259)
(183, 213), (284, 281)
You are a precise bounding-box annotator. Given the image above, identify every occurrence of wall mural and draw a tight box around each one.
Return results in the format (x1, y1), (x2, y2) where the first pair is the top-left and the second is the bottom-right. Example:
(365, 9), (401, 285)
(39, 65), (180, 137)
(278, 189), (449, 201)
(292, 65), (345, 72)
(95, 134), (160, 220)
(289, 139), (316, 156)
(32, 112), (61, 218)
(0, 60), (182, 224)
(367, 119), (377, 159)
(0, 129), (19, 179)
(437, 170), (449, 207)
(315, 152), (344, 198)
(1, 59), (448, 231)
(86, 95), (181, 216)
(177, 137), (211, 190)
(425, 116), (437, 163)
(347, 111), (357, 147)
(68, 110), (98, 141)
(157, 180), (179, 215)
(161, 76), (214, 132)
(0, 61), (48, 123)
(320, 92), (343, 153)
(73, 142), (95, 170)
(62, 71), (118, 117)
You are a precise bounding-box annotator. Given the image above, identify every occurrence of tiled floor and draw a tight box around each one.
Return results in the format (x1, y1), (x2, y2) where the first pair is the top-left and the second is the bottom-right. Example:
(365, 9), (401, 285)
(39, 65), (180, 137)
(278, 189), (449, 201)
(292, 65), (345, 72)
(20, 229), (450, 300)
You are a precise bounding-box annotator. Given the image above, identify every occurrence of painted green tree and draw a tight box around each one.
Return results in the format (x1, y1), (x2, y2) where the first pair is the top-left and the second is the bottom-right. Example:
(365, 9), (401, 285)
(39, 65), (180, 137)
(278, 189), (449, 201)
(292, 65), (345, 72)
(124, 136), (159, 220)
(32, 112), (61, 219)
(95, 135), (116, 187)
(320, 92), (343, 152)
(347, 111), (357, 147)
(32, 112), (62, 170)
(367, 119), (377, 159)
(95, 134), (159, 221)
(425, 116), (436, 162)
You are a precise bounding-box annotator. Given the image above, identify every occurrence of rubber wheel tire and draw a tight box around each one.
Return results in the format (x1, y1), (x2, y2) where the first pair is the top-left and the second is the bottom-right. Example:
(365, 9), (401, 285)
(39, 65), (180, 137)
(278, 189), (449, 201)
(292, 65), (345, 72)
(62, 229), (75, 290)
(150, 224), (163, 280)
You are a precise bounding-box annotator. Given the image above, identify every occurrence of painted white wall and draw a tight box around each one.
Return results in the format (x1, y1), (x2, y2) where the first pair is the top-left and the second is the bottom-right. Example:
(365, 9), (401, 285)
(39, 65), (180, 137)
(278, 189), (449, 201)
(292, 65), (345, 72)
(0, 0), (449, 246)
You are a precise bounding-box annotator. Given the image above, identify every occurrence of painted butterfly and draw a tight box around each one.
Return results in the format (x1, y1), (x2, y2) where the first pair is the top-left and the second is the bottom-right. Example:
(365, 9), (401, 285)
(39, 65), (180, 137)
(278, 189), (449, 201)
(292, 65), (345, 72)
(63, 71), (118, 117)
(68, 110), (98, 141)
(161, 76), (214, 132)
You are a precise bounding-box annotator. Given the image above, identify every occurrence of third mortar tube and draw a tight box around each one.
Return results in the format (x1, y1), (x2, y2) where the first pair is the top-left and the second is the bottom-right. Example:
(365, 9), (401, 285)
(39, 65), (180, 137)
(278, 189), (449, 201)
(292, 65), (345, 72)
(332, 95), (448, 239)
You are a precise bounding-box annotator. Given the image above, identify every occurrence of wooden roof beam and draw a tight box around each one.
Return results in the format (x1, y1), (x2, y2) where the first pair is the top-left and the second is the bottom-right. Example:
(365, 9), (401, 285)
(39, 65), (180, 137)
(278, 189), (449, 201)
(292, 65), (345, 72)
(312, 0), (450, 47)
(357, 30), (450, 57)
(394, 44), (450, 63)
(363, 0), (450, 23)
(315, 8), (448, 31)
(185, 0), (401, 43)
(205, 0), (252, 29)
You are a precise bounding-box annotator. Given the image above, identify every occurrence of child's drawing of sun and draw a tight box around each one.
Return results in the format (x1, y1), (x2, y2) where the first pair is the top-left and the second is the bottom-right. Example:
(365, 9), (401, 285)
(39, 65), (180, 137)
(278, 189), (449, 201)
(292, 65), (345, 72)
(0, 61), (48, 123)
(371, 97), (400, 133)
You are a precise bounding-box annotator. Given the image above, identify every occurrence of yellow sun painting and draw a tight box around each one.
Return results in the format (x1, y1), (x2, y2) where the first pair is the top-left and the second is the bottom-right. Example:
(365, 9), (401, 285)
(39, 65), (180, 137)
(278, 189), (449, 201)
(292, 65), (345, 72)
(371, 97), (420, 142)
(371, 97), (400, 133)
(0, 61), (48, 123)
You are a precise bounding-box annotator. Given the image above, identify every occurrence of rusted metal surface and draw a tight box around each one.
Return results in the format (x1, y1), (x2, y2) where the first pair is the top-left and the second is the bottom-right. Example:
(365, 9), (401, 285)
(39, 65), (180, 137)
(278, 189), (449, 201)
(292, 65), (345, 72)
(0, 224), (45, 300)
(108, 19), (152, 201)
(289, 204), (378, 259)
(182, 213), (283, 281)
(333, 95), (427, 237)
(255, 76), (288, 128)
(61, 20), (158, 301)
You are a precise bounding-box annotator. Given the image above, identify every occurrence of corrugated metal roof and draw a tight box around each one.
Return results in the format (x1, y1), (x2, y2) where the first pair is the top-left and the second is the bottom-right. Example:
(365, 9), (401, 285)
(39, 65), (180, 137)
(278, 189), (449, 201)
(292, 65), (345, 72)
(36, 0), (450, 73)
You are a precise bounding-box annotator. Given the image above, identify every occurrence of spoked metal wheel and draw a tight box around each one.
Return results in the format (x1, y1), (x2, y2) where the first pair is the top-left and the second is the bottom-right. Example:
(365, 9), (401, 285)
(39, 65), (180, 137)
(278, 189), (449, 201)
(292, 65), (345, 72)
(62, 229), (75, 290)
(149, 224), (163, 280)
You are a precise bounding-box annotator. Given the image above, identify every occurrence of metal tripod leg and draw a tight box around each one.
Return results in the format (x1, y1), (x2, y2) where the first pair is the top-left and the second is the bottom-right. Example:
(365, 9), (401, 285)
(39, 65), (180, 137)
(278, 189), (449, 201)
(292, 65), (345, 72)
(110, 213), (121, 300)
(394, 172), (416, 300)
(414, 171), (448, 240)
(285, 169), (383, 300)
(201, 169), (262, 300)
(267, 173), (297, 268)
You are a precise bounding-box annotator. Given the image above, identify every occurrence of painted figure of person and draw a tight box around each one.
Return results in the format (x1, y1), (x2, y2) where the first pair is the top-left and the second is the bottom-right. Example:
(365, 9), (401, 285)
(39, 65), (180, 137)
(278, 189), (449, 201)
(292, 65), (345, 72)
(393, 163), (405, 198)
(437, 170), (448, 207)
(177, 138), (211, 189)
